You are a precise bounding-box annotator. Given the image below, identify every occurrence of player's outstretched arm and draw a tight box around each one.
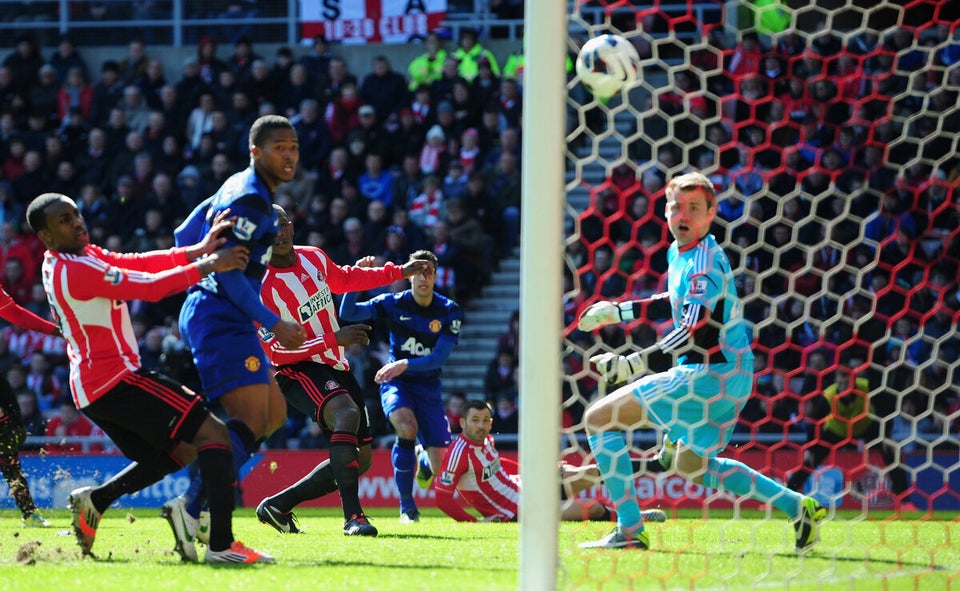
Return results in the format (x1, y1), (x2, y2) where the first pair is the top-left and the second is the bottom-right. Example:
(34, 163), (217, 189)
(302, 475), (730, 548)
(434, 487), (480, 522)
(577, 293), (669, 331)
(197, 245), (249, 276)
(184, 207), (234, 261)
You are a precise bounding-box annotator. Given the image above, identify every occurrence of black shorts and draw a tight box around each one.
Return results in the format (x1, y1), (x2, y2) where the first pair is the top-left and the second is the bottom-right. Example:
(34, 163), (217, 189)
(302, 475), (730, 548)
(81, 369), (210, 464)
(275, 362), (372, 446)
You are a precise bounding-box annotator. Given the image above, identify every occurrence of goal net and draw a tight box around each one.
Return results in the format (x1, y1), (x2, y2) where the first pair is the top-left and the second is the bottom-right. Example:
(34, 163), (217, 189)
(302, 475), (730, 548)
(541, 0), (960, 587)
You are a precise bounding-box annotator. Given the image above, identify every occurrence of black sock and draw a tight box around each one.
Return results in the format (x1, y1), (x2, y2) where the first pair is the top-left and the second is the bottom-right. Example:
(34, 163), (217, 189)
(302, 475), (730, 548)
(1, 461), (37, 517)
(271, 460), (338, 511)
(197, 443), (236, 552)
(329, 432), (362, 519)
(90, 459), (174, 514)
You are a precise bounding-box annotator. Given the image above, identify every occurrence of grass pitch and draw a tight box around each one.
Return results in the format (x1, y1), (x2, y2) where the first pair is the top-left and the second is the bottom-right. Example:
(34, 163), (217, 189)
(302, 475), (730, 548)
(2, 508), (958, 590)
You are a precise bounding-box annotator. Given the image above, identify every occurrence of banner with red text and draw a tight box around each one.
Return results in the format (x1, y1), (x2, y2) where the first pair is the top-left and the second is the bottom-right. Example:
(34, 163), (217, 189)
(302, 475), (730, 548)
(7, 449), (955, 511)
(238, 448), (959, 512)
(300, 0), (447, 45)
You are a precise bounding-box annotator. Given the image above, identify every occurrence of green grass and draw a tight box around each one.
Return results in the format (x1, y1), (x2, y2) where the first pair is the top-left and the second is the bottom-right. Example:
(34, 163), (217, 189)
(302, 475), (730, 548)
(3, 508), (958, 590)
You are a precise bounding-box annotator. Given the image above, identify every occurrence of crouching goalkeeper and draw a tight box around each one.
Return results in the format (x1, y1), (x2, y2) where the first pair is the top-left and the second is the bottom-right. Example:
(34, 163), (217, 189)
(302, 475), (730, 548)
(576, 171), (825, 552)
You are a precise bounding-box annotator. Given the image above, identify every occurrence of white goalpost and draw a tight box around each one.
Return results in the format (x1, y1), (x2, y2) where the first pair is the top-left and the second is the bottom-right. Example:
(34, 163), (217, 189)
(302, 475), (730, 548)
(517, 1), (567, 590)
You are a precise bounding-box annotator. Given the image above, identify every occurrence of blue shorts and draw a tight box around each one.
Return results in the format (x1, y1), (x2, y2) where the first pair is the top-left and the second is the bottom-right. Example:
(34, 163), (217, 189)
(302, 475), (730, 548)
(631, 362), (753, 458)
(380, 377), (451, 448)
(179, 290), (270, 402)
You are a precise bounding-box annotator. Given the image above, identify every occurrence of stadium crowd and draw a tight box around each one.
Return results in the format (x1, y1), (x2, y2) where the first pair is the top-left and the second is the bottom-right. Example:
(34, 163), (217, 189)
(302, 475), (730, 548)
(568, 20), (960, 456)
(0, 27), (524, 449)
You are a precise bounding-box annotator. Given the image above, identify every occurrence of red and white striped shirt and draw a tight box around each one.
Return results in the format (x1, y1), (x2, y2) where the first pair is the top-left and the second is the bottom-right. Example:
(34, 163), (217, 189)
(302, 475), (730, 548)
(42, 245), (201, 408)
(259, 246), (402, 370)
(434, 433), (521, 522)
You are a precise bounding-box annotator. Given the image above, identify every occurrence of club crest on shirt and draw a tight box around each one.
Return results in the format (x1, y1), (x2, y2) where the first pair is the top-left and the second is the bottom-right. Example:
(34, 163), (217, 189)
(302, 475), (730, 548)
(234, 216), (257, 241)
(103, 267), (123, 285)
(324, 379), (340, 391)
(244, 356), (261, 372)
(440, 471), (456, 486)
(429, 319), (442, 333)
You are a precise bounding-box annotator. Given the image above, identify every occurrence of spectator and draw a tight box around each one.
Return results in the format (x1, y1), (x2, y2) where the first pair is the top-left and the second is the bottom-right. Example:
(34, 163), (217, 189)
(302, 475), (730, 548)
(324, 81), (362, 145)
(16, 389), (47, 438)
(120, 85), (151, 133)
(480, 151), (521, 257)
(118, 39), (149, 85)
(442, 160), (469, 200)
(445, 391), (466, 434)
(428, 220), (465, 299)
(360, 55), (408, 120)
(384, 108), (424, 167)
(452, 28), (500, 82)
(458, 128), (482, 175)
(185, 92), (216, 156)
(30, 65), (61, 127)
(300, 33), (335, 90)
(2, 35), (44, 96)
(319, 56), (359, 107)
(493, 392), (519, 435)
(135, 59), (167, 110)
(226, 36), (261, 82)
(357, 152), (394, 209)
(89, 60), (123, 127)
(355, 104), (389, 160)
(497, 310), (520, 359)
(242, 59), (275, 107)
(409, 175), (444, 231)
(485, 348), (517, 402)
(43, 396), (103, 453)
(787, 365), (912, 509)
(277, 63), (317, 119)
(48, 34), (89, 85)
(13, 150), (45, 206)
(450, 79), (480, 133)
(408, 32), (447, 92)
(419, 124), (448, 176)
(472, 56), (502, 108)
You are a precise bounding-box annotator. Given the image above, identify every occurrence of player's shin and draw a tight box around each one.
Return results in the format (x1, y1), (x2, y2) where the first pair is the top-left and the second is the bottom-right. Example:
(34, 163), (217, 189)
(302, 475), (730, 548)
(329, 432), (362, 519)
(197, 443), (236, 552)
(705, 457), (805, 518)
(393, 437), (418, 513)
(588, 432), (644, 530)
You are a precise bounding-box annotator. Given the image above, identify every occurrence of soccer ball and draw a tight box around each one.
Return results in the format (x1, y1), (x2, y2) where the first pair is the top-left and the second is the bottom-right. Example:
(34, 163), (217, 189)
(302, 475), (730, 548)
(575, 34), (641, 100)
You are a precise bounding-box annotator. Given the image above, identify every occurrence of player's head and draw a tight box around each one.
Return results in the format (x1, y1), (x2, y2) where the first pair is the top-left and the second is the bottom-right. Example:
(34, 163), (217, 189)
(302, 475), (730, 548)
(271, 203), (294, 259)
(408, 249), (438, 298)
(27, 192), (88, 254)
(664, 171), (716, 246)
(460, 399), (494, 443)
(249, 115), (298, 190)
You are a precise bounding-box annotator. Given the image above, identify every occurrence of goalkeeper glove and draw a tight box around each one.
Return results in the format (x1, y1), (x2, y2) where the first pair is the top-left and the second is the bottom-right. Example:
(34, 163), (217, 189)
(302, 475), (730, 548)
(578, 301), (629, 331)
(590, 352), (647, 385)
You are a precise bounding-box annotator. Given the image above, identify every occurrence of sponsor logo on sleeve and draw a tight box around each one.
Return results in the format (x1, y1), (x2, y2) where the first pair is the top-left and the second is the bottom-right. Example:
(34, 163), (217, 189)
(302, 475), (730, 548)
(257, 326), (275, 343)
(103, 267), (123, 285)
(691, 278), (707, 296)
(234, 217), (257, 241)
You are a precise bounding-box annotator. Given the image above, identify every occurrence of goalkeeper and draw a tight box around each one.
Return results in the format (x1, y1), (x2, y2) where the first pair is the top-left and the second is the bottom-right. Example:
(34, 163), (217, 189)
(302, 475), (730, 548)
(577, 171), (825, 552)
